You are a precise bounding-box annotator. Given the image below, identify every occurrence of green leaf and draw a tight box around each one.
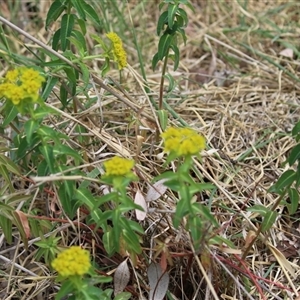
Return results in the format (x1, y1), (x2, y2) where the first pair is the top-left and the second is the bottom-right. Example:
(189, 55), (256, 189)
(209, 235), (235, 248)
(288, 143), (300, 166)
(37, 125), (69, 141)
(24, 119), (39, 144)
(77, 18), (87, 35)
(114, 292), (132, 300)
(103, 229), (116, 256)
(122, 227), (142, 254)
(45, 0), (65, 30)
(164, 73), (176, 93)
(177, 8), (188, 26)
(292, 120), (300, 140)
(168, 4), (178, 29)
(70, 29), (87, 53)
(274, 170), (296, 191)
(76, 188), (96, 210)
(58, 183), (78, 218)
(0, 215), (13, 244)
(78, 62), (90, 87)
(157, 11), (168, 35)
(90, 208), (104, 227)
(247, 204), (269, 216)
(152, 52), (160, 71)
(80, 1), (101, 25)
(158, 33), (172, 60)
(261, 210), (278, 232)
(170, 43), (180, 70)
(60, 84), (68, 108)
(287, 188), (299, 215)
(52, 29), (61, 51)
(39, 145), (55, 174)
(70, 0), (86, 20)
(41, 76), (58, 100)
(60, 13), (75, 51)
(63, 66), (77, 96)
(0, 154), (20, 175)
(192, 203), (219, 226)
(55, 281), (74, 300)
(53, 144), (83, 162)
(189, 215), (202, 250)
(2, 102), (18, 127)
(157, 109), (168, 131)
(173, 198), (189, 228)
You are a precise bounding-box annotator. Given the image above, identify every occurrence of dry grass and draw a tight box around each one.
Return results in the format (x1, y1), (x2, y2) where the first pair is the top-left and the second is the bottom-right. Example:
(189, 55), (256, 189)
(1, 1), (300, 299)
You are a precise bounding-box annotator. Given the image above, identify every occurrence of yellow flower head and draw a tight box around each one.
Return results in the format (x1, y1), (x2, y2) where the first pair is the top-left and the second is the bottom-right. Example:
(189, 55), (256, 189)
(161, 127), (206, 157)
(106, 32), (127, 70)
(103, 156), (134, 177)
(51, 246), (91, 277)
(0, 67), (45, 105)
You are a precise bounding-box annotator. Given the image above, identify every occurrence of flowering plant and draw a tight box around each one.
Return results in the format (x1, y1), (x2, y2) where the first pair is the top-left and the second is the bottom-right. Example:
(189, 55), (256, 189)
(157, 127), (218, 249)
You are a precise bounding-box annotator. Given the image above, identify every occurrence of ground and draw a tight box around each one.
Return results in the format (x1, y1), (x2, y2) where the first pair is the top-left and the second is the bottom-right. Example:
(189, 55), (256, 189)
(0, 1), (300, 299)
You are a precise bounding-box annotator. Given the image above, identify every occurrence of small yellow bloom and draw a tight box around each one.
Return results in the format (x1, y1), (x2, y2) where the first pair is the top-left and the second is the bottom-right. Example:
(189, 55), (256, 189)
(161, 127), (206, 157)
(5, 69), (19, 82)
(104, 156), (134, 177)
(106, 32), (127, 70)
(0, 67), (45, 105)
(51, 246), (91, 277)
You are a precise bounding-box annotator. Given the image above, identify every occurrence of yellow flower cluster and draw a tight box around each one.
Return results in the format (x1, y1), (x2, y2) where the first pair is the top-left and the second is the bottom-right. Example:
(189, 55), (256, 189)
(0, 68), (45, 105)
(104, 156), (134, 177)
(161, 127), (206, 157)
(51, 246), (91, 277)
(106, 32), (127, 70)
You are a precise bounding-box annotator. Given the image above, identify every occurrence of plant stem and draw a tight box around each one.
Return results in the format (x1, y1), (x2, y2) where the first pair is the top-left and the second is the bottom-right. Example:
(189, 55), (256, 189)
(159, 48), (170, 110)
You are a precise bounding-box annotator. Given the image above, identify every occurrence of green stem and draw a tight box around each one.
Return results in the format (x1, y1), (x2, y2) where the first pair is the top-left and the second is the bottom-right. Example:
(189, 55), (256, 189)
(159, 48), (170, 110)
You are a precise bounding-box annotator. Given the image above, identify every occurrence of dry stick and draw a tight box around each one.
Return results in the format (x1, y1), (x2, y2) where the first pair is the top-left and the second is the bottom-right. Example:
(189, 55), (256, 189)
(0, 16), (156, 124)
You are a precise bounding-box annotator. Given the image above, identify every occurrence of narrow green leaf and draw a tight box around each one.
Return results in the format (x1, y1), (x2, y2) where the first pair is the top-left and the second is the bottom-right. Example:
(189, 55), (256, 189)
(0, 154), (20, 175)
(170, 43), (180, 70)
(76, 188), (96, 210)
(103, 229), (116, 256)
(157, 11), (168, 35)
(292, 121), (300, 139)
(70, 0), (86, 20)
(80, 1), (101, 25)
(0, 215), (13, 244)
(24, 119), (39, 144)
(53, 144), (82, 162)
(288, 143), (300, 166)
(287, 188), (299, 215)
(77, 63), (89, 87)
(173, 198), (189, 228)
(52, 29), (61, 51)
(177, 8), (188, 26)
(164, 73), (176, 93)
(168, 4), (178, 29)
(152, 52), (160, 71)
(45, 0), (65, 30)
(193, 203), (219, 226)
(60, 13), (75, 51)
(275, 170), (296, 191)
(60, 84), (68, 108)
(39, 145), (55, 174)
(247, 204), (269, 216)
(158, 33), (172, 60)
(2, 102), (18, 127)
(157, 109), (168, 131)
(261, 211), (278, 232)
(77, 18), (87, 35)
(189, 216), (202, 250)
(41, 76), (58, 100)
(70, 29), (87, 53)
(58, 183), (78, 218)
